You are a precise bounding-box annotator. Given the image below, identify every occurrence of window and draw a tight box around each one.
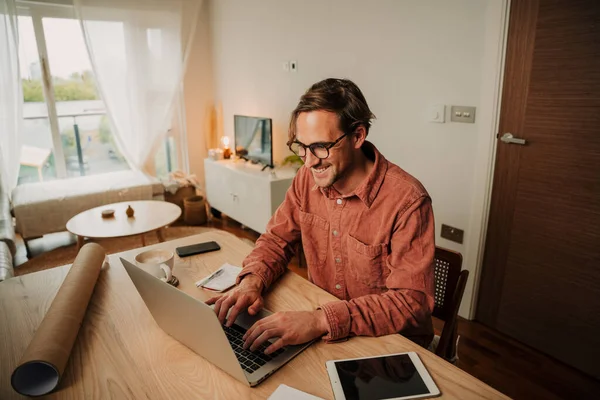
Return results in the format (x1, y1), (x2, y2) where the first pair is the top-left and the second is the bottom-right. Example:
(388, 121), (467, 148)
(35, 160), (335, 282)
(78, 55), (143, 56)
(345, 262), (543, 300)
(17, 2), (183, 184)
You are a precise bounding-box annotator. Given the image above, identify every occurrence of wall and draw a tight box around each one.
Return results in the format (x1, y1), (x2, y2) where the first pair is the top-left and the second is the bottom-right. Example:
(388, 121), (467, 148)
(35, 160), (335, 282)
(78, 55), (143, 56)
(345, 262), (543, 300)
(183, 0), (214, 187)
(205, 0), (508, 318)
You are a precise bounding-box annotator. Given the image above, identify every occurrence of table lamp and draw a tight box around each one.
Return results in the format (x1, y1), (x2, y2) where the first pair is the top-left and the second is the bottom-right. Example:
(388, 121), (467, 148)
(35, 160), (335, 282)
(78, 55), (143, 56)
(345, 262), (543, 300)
(222, 136), (232, 160)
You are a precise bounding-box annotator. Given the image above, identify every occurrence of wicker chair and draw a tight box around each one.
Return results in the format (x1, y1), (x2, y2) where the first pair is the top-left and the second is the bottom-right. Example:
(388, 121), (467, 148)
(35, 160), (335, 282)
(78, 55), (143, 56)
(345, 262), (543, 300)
(430, 247), (469, 363)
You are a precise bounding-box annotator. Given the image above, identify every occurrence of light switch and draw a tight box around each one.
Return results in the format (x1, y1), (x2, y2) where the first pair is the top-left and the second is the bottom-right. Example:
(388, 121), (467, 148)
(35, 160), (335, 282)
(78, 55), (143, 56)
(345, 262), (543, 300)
(428, 104), (445, 123)
(450, 106), (476, 123)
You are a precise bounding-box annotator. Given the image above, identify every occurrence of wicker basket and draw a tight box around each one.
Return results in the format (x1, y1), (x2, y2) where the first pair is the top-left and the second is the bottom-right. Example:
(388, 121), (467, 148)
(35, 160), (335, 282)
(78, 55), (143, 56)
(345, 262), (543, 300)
(183, 195), (207, 226)
(164, 186), (196, 221)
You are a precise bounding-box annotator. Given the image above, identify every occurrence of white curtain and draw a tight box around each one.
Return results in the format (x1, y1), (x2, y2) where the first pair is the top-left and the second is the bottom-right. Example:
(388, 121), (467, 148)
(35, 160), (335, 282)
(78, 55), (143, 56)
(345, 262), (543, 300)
(0, 0), (22, 194)
(73, 0), (201, 174)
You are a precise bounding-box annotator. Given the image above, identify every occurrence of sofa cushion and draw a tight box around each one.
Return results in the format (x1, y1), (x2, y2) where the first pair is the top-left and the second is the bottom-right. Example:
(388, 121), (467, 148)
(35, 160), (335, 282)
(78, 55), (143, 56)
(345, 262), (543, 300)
(12, 170), (163, 239)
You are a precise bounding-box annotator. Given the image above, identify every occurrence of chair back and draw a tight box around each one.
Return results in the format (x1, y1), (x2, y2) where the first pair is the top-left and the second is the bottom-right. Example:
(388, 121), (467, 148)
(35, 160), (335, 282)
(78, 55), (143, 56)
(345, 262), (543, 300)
(432, 247), (469, 360)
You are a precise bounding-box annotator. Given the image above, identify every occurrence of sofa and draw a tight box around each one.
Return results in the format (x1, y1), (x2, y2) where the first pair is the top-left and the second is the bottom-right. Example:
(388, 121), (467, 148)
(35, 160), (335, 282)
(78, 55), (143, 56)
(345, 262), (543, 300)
(0, 174), (17, 281)
(11, 170), (163, 252)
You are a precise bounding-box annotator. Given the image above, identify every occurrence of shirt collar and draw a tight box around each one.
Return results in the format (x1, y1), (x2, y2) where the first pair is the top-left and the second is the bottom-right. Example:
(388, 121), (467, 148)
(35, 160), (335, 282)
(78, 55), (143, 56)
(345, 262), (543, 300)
(318, 141), (388, 208)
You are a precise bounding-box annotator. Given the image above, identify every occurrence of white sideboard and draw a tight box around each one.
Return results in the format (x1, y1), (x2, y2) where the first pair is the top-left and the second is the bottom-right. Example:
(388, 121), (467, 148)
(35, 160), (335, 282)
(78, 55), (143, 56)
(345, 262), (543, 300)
(204, 159), (296, 233)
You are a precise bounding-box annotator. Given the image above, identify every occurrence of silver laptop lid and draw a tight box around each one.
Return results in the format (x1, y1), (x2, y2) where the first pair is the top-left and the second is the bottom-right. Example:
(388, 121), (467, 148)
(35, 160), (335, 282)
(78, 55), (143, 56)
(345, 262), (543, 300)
(119, 257), (249, 384)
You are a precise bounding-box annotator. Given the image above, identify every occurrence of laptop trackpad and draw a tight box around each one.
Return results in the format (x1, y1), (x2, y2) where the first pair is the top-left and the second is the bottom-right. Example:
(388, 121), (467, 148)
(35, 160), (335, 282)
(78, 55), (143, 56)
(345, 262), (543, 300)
(206, 303), (273, 330)
(231, 308), (272, 330)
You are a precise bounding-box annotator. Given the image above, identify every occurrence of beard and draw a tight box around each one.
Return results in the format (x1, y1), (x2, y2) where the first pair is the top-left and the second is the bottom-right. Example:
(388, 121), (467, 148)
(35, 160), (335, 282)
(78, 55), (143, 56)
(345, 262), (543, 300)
(310, 163), (341, 188)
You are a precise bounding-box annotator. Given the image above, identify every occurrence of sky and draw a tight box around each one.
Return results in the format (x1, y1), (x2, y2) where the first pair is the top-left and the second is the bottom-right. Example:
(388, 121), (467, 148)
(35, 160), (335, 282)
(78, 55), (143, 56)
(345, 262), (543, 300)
(19, 16), (92, 79)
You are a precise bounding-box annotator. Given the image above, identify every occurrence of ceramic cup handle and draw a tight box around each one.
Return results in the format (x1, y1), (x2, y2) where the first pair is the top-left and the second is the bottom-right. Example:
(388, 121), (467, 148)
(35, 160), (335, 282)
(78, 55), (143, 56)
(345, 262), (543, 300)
(159, 263), (172, 282)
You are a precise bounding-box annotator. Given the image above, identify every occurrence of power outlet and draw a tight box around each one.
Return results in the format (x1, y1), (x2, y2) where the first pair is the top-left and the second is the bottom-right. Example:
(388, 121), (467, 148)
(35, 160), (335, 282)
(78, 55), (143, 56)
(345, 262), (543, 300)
(290, 60), (298, 72)
(441, 224), (464, 244)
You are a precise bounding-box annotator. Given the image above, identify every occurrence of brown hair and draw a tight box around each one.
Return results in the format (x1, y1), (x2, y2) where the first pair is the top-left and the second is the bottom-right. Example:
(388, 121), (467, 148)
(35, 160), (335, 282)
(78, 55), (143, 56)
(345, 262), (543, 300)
(288, 78), (376, 144)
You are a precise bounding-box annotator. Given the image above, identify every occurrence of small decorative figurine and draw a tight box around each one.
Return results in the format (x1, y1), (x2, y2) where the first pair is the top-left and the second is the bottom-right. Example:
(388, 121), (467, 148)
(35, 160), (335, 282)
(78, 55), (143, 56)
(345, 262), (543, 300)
(126, 205), (135, 218)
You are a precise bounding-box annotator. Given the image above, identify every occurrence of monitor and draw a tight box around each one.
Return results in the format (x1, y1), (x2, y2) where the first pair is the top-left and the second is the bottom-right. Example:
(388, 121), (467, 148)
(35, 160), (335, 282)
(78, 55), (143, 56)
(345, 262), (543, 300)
(234, 115), (273, 167)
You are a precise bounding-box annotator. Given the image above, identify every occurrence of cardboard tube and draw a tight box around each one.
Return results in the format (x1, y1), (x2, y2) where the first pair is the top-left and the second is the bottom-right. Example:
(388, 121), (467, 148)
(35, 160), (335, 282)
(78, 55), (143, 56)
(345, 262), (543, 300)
(11, 243), (106, 396)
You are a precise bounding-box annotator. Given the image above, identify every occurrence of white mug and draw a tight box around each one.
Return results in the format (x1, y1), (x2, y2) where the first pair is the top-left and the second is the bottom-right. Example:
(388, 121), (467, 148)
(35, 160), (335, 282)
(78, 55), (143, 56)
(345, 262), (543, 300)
(134, 249), (174, 282)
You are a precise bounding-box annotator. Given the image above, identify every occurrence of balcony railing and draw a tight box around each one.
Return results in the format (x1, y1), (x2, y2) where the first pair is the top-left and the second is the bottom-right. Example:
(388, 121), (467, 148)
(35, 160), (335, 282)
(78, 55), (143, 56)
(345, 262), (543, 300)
(21, 107), (175, 184)
(20, 109), (129, 183)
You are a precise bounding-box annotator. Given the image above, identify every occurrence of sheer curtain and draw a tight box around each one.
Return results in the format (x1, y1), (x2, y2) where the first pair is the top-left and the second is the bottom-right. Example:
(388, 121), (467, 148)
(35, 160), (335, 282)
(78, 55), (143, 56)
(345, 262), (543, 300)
(74, 0), (201, 174)
(0, 0), (22, 194)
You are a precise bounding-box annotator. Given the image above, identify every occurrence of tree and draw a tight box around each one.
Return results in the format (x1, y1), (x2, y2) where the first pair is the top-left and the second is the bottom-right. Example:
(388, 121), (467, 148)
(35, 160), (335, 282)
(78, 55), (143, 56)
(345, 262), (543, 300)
(22, 79), (44, 102)
(21, 70), (100, 102)
(53, 80), (98, 101)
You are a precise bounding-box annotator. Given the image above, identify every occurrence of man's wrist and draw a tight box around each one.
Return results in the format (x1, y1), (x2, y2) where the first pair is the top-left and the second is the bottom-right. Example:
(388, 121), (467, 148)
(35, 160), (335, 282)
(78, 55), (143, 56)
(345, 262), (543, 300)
(240, 274), (264, 292)
(314, 309), (329, 336)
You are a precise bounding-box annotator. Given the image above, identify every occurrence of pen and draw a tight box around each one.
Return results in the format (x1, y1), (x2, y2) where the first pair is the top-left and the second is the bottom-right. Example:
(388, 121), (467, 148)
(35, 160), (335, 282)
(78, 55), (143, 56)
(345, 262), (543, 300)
(197, 269), (224, 287)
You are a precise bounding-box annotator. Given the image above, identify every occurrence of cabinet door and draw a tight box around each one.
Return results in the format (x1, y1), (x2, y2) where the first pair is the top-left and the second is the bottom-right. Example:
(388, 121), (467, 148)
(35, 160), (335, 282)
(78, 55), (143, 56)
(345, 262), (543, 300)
(229, 174), (272, 233)
(204, 161), (235, 216)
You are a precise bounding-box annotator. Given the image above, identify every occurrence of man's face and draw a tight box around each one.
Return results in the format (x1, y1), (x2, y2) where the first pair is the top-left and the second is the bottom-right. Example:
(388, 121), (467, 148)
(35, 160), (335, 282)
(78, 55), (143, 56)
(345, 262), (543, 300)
(295, 111), (354, 188)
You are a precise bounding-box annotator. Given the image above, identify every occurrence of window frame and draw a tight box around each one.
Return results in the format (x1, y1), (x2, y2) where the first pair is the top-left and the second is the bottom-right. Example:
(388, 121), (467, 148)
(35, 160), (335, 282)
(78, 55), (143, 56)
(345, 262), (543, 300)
(16, 0), (187, 181)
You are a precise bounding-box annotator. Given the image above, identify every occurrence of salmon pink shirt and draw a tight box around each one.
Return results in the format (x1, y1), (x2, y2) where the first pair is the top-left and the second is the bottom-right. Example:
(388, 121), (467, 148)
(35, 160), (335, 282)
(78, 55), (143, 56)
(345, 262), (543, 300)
(237, 142), (435, 347)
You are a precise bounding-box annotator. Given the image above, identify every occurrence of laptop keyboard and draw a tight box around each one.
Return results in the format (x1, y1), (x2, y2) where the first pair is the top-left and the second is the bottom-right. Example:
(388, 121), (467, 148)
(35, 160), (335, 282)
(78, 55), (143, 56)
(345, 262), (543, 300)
(223, 324), (286, 374)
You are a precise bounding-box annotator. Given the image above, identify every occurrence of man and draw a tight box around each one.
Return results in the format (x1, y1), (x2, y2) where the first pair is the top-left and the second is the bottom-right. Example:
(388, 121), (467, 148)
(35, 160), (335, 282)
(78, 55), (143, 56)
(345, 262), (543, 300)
(207, 78), (435, 355)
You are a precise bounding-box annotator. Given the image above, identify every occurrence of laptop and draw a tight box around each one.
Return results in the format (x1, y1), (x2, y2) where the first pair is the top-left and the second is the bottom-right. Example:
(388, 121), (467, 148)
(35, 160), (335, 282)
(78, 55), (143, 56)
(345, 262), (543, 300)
(119, 257), (314, 386)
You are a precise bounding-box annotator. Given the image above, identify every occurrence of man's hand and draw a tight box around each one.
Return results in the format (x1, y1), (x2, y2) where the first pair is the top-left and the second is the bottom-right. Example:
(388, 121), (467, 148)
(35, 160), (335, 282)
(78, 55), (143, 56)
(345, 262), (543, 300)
(242, 310), (329, 355)
(206, 275), (264, 326)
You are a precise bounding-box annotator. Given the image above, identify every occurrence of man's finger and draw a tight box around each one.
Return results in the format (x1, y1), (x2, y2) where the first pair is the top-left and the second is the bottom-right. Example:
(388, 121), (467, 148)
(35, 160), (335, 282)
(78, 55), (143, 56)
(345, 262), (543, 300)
(242, 319), (260, 344)
(217, 296), (235, 324)
(205, 295), (221, 306)
(213, 296), (224, 317)
(243, 319), (274, 349)
(248, 297), (263, 315)
(264, 338), (285, 355)
(242, 313), (275, 341)
(250, 328), (280, 352)
(225, 301), (246, 327)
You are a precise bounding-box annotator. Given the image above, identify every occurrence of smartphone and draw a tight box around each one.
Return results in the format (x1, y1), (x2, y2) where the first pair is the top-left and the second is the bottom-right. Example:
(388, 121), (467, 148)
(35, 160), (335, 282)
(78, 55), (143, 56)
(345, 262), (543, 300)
(176, 241), (221, 258)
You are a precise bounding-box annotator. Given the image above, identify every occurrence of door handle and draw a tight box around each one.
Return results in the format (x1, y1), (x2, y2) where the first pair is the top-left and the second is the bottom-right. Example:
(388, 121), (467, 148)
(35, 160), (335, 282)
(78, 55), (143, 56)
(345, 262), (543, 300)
(500, 132), (526, 145)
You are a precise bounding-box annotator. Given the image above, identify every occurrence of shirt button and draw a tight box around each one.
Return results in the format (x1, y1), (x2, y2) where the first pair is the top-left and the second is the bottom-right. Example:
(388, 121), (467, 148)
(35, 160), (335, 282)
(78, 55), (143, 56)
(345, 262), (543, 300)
(336, 199), (342, 205)
(332, 230), (339, 236)
(335, 257), (341, 263)
(335, 284), (341, 290)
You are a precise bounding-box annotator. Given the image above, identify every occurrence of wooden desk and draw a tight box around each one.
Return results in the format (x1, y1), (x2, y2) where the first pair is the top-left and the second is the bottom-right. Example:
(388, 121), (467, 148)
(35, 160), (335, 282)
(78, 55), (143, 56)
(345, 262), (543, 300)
(0, 231), (508, 399)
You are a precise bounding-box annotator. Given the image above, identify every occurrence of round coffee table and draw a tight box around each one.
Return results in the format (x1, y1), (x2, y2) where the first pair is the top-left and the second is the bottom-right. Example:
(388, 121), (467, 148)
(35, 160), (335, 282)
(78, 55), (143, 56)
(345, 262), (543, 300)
(66, 200), (181, 250)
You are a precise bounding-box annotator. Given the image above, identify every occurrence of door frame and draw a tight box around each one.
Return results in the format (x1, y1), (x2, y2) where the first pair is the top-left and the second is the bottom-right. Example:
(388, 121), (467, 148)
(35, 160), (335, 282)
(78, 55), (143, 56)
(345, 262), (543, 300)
(461, 0), (511, 319)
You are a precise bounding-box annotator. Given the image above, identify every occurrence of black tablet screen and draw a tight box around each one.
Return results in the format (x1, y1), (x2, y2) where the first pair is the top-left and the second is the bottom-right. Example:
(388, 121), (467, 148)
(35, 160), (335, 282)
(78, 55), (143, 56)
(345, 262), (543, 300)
(335, 354), (430, 400)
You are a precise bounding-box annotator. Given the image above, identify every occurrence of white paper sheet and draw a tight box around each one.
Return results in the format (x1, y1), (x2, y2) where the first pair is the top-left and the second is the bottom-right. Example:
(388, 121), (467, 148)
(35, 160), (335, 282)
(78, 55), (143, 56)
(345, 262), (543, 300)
(268, 384), (324, 400)
(195, 263), (242, 292)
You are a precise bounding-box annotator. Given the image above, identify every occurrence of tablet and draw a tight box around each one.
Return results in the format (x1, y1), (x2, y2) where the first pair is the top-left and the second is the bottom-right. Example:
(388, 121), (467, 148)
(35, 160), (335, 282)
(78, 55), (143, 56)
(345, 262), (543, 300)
(326, 352), (440, 400)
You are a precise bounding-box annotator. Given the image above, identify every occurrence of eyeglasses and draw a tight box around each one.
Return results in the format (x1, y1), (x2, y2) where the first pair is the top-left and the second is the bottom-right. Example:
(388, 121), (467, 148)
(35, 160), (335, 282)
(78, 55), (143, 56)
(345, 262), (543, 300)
(288, 132), (350, 160)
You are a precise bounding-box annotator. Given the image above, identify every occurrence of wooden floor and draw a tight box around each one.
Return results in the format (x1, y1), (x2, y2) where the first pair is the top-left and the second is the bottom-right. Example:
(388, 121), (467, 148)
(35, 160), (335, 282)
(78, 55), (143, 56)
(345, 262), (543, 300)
(15, 216), (600, 399)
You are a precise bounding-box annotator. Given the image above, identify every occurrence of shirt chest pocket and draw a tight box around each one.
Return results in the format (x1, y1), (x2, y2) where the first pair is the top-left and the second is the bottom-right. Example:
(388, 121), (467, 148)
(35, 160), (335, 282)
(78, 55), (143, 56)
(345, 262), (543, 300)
(347, 234), (390, 289)
(299, 210), (329, 267)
